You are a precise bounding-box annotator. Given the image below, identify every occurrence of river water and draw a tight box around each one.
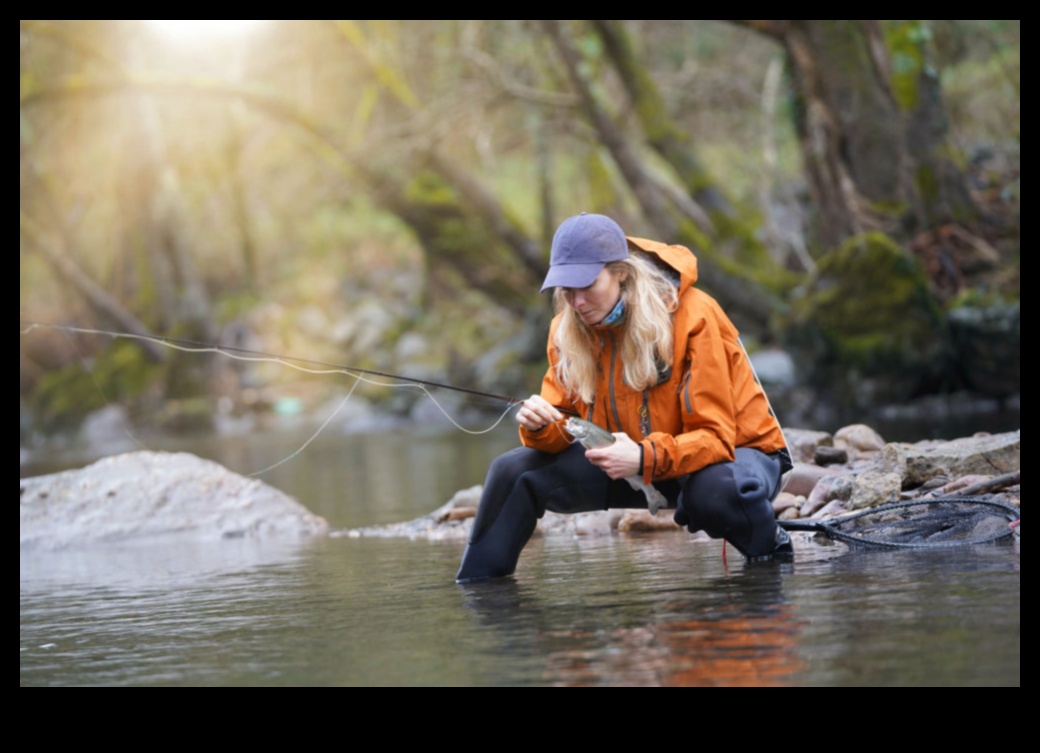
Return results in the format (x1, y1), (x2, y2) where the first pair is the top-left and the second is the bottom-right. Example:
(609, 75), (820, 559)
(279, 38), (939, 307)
(20, 416), (1021, 687)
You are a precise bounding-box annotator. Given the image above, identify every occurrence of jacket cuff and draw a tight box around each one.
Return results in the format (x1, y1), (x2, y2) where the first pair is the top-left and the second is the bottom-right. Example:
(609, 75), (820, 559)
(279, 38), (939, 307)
(640, 440), (654, 485)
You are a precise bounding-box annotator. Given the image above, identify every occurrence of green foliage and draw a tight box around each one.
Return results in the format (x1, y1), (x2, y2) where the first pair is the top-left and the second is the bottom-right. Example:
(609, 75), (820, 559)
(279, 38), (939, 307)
(938, 25), (1020, 145)
(30, 340), (162, 431)
(18, 20), (1020, 434)
(585, 150), (623, 212)
(945, 285), (1017, 311)
(404, 170), (460, 208)
(884, 21), (930, 111)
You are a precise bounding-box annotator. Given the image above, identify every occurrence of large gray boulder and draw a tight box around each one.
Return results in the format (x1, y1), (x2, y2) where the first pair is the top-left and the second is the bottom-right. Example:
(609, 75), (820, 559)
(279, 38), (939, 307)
(20, 451), (329, 549)
(874, 430), (1021, 487)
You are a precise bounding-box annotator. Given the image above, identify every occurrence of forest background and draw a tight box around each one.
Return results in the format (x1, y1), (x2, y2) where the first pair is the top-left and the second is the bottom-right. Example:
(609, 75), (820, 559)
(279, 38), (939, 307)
(19, 20), (1020, 444)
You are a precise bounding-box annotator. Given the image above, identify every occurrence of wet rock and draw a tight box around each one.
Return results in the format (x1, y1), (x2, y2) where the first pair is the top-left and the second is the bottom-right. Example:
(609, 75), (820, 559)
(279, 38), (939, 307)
(617, 510), (683, 533)
(340, 486), (481, 541)
(20, 451), (329, 549)
(555, 510), (625, 537)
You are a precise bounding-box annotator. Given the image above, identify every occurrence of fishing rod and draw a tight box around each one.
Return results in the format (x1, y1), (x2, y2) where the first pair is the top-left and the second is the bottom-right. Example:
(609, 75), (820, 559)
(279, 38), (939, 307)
(20, 319), (534, 409)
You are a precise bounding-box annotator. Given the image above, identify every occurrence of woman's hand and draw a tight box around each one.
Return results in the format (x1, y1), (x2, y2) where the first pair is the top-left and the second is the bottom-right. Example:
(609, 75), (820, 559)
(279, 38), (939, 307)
(516, 395), (564, 432)
(585, 432), (642, 479)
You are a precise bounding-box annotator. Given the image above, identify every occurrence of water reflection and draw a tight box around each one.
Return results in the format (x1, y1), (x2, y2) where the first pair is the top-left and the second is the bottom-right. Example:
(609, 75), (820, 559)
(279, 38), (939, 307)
(458, 538), (805, 686)
(453, 533), (1019, 687)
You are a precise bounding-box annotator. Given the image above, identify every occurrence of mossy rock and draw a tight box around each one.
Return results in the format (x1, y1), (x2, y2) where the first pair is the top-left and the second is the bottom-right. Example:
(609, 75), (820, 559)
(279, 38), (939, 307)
(948, 300), (1020, 397)
(783, 232), (951, 407)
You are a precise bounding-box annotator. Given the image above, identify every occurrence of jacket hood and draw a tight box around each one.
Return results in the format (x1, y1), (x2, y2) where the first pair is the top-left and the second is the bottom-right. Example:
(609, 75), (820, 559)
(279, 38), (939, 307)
(626, 236), (698, 296)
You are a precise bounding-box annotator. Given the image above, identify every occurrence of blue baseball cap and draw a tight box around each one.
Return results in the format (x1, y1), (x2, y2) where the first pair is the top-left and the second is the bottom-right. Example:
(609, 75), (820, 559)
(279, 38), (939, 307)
(540, 213), (630, 292)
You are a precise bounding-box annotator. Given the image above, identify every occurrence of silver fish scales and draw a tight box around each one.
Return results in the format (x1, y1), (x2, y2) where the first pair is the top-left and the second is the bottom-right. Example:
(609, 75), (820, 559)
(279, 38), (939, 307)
(563, 417), (669, 515)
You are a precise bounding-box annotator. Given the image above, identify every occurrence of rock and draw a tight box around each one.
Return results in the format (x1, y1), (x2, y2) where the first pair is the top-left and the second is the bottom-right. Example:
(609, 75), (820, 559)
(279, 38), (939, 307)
(341, 426), (1021, 542)
(80, 405), (132, 446)
(814, 446), (849, 465)
(875, 429), (1020, 487)
(20, 451), (329, 549)
(343, 486), (480, 541)
(784, 462), (848, 498)
(439, 506), (477, 523)
(931, 474), (997, 496)
(847, 470), (903, 510)
(617, 510), (683, 533)
(812, 498), (852, 519)
(772, 491), (802, 516)
(948, 302), (1020, 397)
(781, 233), (952, 409)
(834, 423), (886, 457)
(783, 429), (833, 463)
(565, 510), (625, 536)
(920, 475), (951, 490)
(748, 349), (797, 386)
(802, 475), (856, 517)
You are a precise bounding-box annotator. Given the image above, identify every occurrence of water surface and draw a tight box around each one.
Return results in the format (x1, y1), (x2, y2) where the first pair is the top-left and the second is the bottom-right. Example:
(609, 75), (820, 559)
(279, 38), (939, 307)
(20, 421), (1021, 686)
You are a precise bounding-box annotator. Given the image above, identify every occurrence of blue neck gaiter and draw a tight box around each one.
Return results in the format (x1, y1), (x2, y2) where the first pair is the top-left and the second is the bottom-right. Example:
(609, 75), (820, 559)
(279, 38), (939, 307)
(593, 297), (626, 329)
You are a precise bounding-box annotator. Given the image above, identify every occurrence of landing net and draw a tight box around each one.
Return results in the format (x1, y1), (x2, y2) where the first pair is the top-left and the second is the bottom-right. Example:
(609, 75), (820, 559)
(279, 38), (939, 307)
(782, 497), (1020, 549)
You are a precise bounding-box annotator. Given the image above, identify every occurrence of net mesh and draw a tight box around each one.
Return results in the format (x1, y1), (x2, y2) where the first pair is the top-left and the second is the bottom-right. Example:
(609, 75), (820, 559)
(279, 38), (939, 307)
(785, 497), (1020, 549)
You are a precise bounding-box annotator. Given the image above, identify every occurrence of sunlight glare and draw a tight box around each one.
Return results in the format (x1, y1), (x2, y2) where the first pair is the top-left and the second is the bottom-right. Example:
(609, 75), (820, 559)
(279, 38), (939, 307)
(144, 20), (269, 42)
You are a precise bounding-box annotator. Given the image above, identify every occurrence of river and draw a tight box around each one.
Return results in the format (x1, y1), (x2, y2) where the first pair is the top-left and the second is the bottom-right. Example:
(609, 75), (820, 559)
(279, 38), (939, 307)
(20, 412), (1021, 686)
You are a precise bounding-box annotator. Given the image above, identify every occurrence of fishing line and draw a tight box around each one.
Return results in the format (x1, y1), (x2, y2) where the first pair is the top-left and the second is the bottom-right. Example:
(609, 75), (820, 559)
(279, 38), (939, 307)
(21, 320), (522, 474)
(37, 320), (157, 456)
(245, 378), (360, 477)
(21, 321), (527, 406)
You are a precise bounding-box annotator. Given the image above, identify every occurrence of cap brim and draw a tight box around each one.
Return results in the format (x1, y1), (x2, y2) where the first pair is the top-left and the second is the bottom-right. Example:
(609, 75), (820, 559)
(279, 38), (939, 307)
(540, 262), (605, 293)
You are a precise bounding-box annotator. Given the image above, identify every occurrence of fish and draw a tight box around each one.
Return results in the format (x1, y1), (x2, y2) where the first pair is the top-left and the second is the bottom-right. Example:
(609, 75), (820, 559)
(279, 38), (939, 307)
(563, 416), (669, 515)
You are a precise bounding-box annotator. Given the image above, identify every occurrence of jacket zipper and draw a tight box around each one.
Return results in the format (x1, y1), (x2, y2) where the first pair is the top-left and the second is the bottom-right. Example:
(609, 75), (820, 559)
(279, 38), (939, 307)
(640, 392), (652, 437)
(608, 332), (622, 432)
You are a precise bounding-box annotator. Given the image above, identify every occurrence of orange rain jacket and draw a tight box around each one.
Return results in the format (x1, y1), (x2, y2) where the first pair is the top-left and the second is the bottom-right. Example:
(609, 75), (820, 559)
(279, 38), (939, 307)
(519, 236), (787, 485)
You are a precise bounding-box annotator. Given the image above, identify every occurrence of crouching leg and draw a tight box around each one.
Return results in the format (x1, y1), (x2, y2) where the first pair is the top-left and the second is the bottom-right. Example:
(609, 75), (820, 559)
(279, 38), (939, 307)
(673, 447), (792, 560)
(455, 443), (616, 582)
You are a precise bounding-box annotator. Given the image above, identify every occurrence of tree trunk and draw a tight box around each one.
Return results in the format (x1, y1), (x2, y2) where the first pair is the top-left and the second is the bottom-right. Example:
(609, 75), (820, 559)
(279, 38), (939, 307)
(20, 213), (166, 363)
(539, 20), (678, 238)
(427, 151), (547, 282)
(371, 167), (542, 317)
(541, 20), (786, 337)
(740, 20), (979, 249)
(590, 20), (735, 221)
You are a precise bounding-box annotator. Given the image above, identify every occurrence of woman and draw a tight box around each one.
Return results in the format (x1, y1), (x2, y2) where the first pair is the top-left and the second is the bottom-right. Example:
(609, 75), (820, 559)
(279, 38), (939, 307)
(456, 213), (792, 582)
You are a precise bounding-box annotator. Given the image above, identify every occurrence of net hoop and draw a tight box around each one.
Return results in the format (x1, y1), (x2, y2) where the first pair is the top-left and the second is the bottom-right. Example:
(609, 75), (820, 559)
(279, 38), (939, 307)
(788, 496), (1020, 549)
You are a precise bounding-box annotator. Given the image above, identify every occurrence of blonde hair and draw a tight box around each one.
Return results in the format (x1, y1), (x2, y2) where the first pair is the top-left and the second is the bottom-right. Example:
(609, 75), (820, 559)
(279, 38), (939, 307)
(551, 251), (679, 404)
